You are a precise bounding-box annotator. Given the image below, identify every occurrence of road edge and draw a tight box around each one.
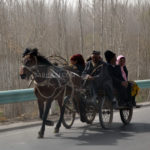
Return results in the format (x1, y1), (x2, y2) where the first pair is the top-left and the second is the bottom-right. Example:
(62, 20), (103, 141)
(0, 102), (150, 132)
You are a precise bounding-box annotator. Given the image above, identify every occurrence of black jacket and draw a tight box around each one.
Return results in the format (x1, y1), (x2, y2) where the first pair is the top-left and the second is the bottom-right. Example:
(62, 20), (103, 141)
(107, 64), (126, 88)
(82, 60), (105, 79)
(82, 60), (112, 90)
(123, 66), (128, 79)
(75, 64), (85, 75)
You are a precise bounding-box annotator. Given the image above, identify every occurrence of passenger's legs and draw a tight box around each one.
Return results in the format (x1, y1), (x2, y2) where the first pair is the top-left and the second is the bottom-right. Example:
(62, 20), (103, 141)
(117, 86), (129, 105)
(127, 83), (136, 106)
(103, 80), (114, 101)
(88, 80), (98, 103)
(102, 80), (118, 108)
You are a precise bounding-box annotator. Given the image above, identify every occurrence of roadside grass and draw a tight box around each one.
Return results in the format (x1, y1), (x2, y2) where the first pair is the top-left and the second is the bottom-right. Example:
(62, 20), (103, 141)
(136, 89), (149, 103)
(0, 110), (7, 122)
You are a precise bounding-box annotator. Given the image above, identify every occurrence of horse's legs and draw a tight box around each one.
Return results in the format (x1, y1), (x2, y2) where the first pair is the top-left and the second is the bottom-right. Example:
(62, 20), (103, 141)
(38, 101), (51, 138)
(38, 99), (54, 126)
(54, 97), (64, 133)
(37, 100), (44, 120)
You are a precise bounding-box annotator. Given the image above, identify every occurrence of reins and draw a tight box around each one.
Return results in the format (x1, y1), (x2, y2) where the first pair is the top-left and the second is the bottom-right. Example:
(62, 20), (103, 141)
(83, 63), (103, 86)
(91, 64), (103, 76)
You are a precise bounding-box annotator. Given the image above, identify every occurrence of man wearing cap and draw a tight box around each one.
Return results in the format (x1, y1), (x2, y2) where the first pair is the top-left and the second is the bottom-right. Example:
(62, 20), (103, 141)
(82, 50), (117, 106)
(82, 50), (103, 78)
(104, 50), (130, 105)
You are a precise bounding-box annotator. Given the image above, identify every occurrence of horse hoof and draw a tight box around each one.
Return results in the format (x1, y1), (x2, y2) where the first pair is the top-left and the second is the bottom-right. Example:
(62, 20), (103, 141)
(38, 131), (44, 138)
(54, 128), (59, 133)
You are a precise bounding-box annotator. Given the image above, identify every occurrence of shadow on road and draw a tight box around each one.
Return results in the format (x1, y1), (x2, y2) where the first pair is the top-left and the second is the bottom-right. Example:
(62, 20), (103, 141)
(47, 122), (150, 146)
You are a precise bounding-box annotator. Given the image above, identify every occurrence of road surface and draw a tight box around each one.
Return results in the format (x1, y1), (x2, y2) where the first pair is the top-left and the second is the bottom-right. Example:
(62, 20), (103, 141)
(0, 106), (150, 150)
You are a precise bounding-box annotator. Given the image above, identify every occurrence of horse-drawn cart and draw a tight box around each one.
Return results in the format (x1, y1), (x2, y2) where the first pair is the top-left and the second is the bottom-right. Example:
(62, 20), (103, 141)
(20, 50), (138, 138)
(48, 55), (134, 129)
(62, 89), (133, 129)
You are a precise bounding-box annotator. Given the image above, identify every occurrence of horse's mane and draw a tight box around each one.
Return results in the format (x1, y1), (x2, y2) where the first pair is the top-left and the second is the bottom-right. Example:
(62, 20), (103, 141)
(37, 55), (52, 66)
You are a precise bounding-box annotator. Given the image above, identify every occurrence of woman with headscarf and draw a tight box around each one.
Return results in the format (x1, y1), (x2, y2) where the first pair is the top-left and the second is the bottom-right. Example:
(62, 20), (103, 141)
(116, 55), (128, 81)
(116, 55), (138, 106)
(70, 54), (85, 75)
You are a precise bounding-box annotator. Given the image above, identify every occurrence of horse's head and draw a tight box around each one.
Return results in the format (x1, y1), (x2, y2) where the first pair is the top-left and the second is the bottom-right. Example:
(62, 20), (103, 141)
(19, 48), (38, 80)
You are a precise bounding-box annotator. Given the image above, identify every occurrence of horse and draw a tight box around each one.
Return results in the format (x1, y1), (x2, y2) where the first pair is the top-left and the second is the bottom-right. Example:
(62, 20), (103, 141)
(19, 48), (83, 138)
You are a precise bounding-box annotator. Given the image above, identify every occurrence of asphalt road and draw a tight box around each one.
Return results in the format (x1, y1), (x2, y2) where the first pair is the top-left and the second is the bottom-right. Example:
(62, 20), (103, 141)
(0, 107), (150, 150)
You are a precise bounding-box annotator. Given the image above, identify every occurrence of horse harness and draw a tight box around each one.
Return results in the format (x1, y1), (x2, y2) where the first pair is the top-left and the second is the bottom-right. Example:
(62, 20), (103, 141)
(22, 56), (75, 100)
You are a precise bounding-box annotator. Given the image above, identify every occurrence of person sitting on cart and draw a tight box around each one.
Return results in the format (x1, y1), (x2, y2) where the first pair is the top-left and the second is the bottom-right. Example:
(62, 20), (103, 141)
(116, 54), (138, 106)
(69, 54), (85, 76)
(104, 50), (132, 106)
(82, 50), (117, 106)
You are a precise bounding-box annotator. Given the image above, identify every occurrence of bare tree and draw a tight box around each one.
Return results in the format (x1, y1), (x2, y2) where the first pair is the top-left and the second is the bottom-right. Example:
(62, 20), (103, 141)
(92, 0), (96, 50)
(78, 0), (84, 54)
(1, 0), (150, 120)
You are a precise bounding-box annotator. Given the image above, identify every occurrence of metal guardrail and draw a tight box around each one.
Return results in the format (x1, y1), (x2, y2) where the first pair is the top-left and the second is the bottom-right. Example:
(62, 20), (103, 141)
(135, 80), (150, 89)
(0, 80), (150, 104)
(0, 88), (36, 104)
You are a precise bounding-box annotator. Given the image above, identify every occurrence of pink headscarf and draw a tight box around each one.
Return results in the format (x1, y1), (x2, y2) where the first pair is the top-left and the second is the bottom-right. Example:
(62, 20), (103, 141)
(116, 55), (125, 66)
(116, 55), (127, 81)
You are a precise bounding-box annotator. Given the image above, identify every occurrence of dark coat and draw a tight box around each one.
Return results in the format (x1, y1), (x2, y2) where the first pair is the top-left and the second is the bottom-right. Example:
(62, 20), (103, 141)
(82, 60), (105, 79)
(123, 66), (128, 79)
(81, 60), (115, 101)
(108, 64), (128, 88)
(65, 64), (85, 76)
(107, 64), (130, 102)
(82, 60), (112, 90)
(75, 64), (85, 75)
(107, 64), (125, 88)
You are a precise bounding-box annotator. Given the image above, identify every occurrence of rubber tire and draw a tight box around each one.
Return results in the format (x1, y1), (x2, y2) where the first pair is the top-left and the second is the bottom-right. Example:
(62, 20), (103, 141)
(62, 96), (76, 129)
(120, 107), (133, 125)
(85, 106), (96, 124)
(99, 96), (113, 129)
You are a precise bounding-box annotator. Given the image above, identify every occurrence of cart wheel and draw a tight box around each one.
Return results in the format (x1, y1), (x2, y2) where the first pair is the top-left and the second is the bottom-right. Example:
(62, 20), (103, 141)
(99, 96), (113, 129)
(120, 107), (133, 125)
(62, 96), (76, 129)
(85, 105), (96, 124)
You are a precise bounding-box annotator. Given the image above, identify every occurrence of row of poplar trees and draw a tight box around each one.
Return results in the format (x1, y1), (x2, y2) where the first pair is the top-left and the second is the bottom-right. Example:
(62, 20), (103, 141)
(0, 0), (150, 119)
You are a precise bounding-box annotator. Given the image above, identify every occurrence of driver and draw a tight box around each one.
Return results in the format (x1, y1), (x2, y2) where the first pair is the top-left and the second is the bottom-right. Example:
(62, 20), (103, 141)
(82, 50), (117, 106)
